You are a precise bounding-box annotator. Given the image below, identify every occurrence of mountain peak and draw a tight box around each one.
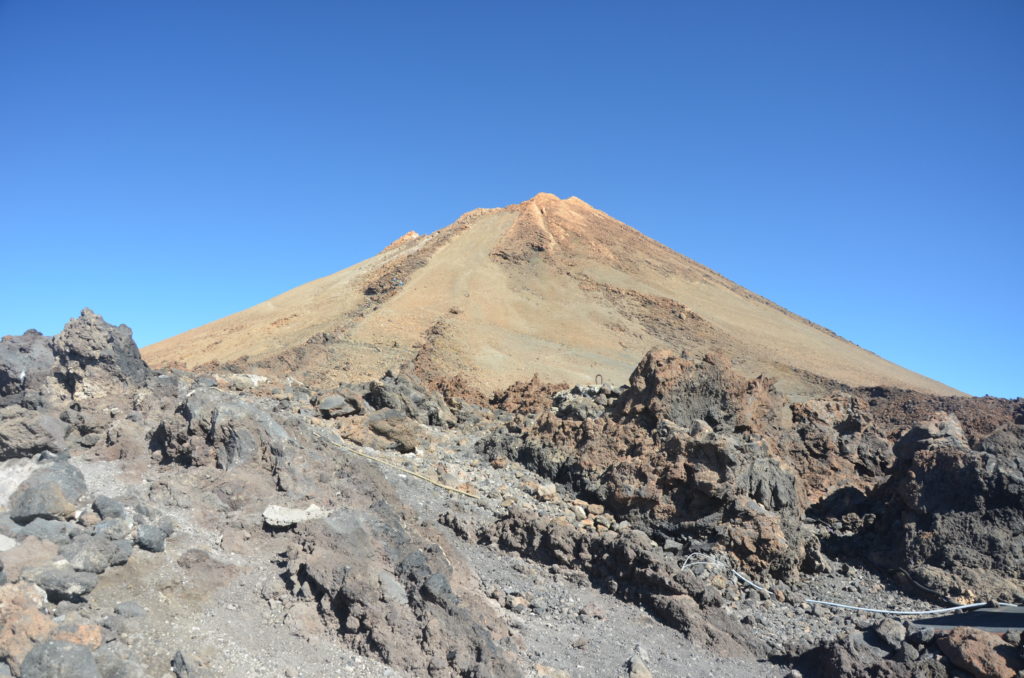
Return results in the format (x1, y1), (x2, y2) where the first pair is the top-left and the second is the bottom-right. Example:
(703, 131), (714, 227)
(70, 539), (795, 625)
(142, 196), (960, 398)
(516, 192), (594, 212)
(521, 192), (562, 205)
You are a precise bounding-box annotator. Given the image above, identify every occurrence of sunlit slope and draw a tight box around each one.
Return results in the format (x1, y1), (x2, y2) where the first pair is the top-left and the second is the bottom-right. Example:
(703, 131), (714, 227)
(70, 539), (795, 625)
(143, 193), (960, 397)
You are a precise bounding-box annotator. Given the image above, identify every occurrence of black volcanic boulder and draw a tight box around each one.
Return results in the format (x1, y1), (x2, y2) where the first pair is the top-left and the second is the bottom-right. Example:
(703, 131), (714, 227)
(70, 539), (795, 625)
(869, 414), (1024, 601)
(288, 508), (520, 678)
(160, 387), (291, 468)
(51, 308), (150, 399)
(9, 461), (88, 524)
(0, 406), (68, 459)
(20, 640), (101, 678)
(364, 371), (455, 428)
(0, 329), (55, 397)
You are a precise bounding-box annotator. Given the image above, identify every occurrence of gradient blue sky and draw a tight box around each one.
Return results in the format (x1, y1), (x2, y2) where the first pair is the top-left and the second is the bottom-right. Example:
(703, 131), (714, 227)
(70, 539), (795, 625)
(1, 2), (1021, 397)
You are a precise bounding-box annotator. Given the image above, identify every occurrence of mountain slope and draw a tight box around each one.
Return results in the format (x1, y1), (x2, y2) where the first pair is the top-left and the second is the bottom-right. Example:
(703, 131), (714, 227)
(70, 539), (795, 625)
(142, 193), (960, 397)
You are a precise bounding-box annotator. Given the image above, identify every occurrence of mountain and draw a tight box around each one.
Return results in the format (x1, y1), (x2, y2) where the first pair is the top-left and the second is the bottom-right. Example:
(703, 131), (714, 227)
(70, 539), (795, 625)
(142, 193), (959, 397)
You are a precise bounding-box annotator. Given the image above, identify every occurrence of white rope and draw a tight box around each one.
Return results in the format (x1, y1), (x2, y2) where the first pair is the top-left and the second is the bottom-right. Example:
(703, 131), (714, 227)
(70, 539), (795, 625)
(730, 568), (769, 593)
(800, 599), (1013, 616)
(677, 552), (1017, 617)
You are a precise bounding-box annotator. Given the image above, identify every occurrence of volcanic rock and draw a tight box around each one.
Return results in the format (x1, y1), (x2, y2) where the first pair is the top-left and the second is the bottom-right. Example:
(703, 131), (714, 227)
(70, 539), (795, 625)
(937, 627), (1023, 678)
(19, 640), (100, 678)
(9, 462), (87, 524)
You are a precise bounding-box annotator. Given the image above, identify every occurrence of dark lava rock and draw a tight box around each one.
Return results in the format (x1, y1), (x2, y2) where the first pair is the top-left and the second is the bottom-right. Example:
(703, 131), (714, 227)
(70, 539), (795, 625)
(796, 632), (948, 678)
(873, 618), (907, 653)
(20, 640), (100, 678)
(135, 524), (166, 552)
(290, 508), (520, 678)
(316, 393), (359, 418)
(868, 414), (1024, 600)
(462, 504), (757, 658)
(364, 371), (455, 427)
(0, 406), (68, 459)
(50, 308), (150, 398)
(28, 562), (99, 601)
(9, 461), (87, 524)
(20, 518), (84, 545)
(158, 387), (291, 468)
(61, 535), (133, 573)
(171, 650), (201, 678)
(0, 329), (54, 397)
(92, 495), (126, 520)
(93, 645), (145, 678)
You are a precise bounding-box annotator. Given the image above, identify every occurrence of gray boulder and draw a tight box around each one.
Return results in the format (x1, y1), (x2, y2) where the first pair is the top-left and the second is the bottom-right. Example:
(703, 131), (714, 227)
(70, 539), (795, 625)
(9, 461), (87, 524)
(135, 524), (166, 552)
(365, 372), (455, 427)
(27, 562), (99, 601)
(50, 309), (150, 399)
(316, 392), (360, 418)
(0, 329), (55, 397)
(553, 392), (605, 421)
(61, 535), (133, 573)
(0, 406), (67, 459)
(20, 518), (84, 545)
(92, 518), (132, 540)
(292, 508), (520, 678)
(20, 640), (101, 678)
(92, 495), (126, 520)
(168, 387), (291, 468)
(93, 645), (145, 678)
(869, 414), (1024, 600)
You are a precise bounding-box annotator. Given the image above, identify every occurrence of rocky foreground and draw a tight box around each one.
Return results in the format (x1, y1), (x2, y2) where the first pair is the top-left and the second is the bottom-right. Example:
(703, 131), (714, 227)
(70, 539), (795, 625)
(1, 310), (1023, 677)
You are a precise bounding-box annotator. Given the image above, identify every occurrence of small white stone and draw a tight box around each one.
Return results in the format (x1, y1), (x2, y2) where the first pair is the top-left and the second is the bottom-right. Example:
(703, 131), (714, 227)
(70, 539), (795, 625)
(262, 504), (329, 527)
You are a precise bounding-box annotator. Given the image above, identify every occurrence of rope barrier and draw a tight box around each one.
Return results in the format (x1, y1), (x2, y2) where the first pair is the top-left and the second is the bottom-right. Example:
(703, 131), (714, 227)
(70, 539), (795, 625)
(313, 433), (481, 500)
(679, 551), (1016, 617)
(316, 427), (1013, 618)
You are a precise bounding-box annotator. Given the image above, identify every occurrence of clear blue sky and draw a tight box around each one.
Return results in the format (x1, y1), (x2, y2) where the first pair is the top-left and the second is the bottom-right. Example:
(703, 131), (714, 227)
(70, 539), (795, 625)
(1, 2), (1021, 398)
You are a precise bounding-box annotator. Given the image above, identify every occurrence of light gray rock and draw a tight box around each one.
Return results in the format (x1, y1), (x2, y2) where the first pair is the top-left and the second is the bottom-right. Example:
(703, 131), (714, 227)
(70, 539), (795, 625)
(114, 601), (146, 618)
(316, 394), (357, 418)
(262, 504), (328, 528)
(93, 519), (132, 541)
(0, 533), (17, 552)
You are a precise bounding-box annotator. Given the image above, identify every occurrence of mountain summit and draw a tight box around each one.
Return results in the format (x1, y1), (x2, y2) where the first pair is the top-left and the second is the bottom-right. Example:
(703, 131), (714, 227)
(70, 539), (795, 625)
(142, 194), (958, 397)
